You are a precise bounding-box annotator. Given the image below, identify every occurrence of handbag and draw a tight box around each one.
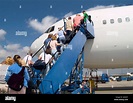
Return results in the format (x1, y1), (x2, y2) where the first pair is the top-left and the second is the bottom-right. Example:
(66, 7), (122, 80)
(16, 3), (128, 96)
(7, 67), (25, 91)
(45, 40), (52, 54)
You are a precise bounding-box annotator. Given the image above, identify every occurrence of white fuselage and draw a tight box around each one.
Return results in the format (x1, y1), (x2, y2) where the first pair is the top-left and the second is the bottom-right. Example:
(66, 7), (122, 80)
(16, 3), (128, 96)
(30, 5), (133, 69)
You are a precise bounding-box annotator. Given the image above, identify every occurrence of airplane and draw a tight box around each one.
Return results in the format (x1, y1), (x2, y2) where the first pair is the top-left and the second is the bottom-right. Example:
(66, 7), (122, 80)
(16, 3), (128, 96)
(1, 5), (133, 94)
(30, 4), (133, 70)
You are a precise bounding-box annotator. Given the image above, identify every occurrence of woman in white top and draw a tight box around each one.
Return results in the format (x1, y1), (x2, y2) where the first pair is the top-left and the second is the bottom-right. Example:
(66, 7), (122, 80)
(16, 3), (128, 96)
(49, 35), (61, 60)
(23, 52), (33, 67)
(38, 50), (53, 76)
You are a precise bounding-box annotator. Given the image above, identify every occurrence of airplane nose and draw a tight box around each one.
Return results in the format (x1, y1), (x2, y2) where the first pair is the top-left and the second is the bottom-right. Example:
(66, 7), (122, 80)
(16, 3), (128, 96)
(30, 33), (49, 57)
(30, 38), (40, 54)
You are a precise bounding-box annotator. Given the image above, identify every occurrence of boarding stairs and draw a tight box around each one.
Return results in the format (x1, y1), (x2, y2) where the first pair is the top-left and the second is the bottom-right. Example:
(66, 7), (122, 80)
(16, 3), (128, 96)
(29, 19), (95, 94)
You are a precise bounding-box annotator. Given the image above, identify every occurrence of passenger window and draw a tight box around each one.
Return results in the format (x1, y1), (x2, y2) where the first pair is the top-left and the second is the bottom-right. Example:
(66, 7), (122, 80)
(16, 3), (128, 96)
(118, 18), (122, 23)
(45, 26), (55, 33)
(110, 19), (114, 24)
(125, 17), (130, 22)
(103, 20), (107, 24)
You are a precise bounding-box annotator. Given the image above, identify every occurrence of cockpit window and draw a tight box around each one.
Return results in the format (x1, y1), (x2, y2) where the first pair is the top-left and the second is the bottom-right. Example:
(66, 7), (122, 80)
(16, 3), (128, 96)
(45, 26), (55, 33)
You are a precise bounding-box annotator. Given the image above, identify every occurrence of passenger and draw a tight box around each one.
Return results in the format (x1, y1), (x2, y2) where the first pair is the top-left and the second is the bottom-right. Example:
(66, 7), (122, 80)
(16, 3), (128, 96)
(82, 10), (89, 23)
(57, 27), (66, 44)
(49, 35), (61, 61)
(73, 14), (83, 32)
(44, 33), (53, 48)
(23, 52), (34, 67)
(4, 56), (14, 65)
(38, 49), (53, 76)
(50, 35), (61, 54)
(5, 55), (30, 94)
(65, 16), (74, 43)
(88, 15), (94, 26)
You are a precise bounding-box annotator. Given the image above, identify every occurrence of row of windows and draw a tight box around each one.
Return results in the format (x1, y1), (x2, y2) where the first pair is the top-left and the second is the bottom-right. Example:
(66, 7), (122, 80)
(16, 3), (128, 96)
(103, 17), (130, 24)
(45, 17), (131, 33)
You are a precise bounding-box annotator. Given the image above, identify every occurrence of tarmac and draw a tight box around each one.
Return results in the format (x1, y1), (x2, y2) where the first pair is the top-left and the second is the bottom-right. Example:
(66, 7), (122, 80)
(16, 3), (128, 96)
(95, 80), (133, 94)
(0, 80), (133, 94)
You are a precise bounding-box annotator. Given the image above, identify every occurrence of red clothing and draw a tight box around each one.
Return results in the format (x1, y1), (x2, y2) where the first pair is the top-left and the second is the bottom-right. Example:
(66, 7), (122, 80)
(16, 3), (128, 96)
(73, 15), (83, 27)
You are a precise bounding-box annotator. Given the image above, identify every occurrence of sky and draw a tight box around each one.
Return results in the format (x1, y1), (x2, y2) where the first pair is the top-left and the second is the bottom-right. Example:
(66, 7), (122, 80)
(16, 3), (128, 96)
(0, 0), (133, 63)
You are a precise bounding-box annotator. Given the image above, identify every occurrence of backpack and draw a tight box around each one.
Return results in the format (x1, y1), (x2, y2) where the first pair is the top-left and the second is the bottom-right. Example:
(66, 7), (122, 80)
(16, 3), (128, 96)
(33, 59), (46, 70)
(7, 67), (25, 91)
(45, 40), (52, 54)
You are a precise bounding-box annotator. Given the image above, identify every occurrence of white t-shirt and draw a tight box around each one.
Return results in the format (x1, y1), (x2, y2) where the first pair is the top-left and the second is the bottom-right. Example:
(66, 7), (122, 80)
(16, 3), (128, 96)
(39, 52), (52, 64)
(23, 55), (32, 66)
(58, 30), (65, 38)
